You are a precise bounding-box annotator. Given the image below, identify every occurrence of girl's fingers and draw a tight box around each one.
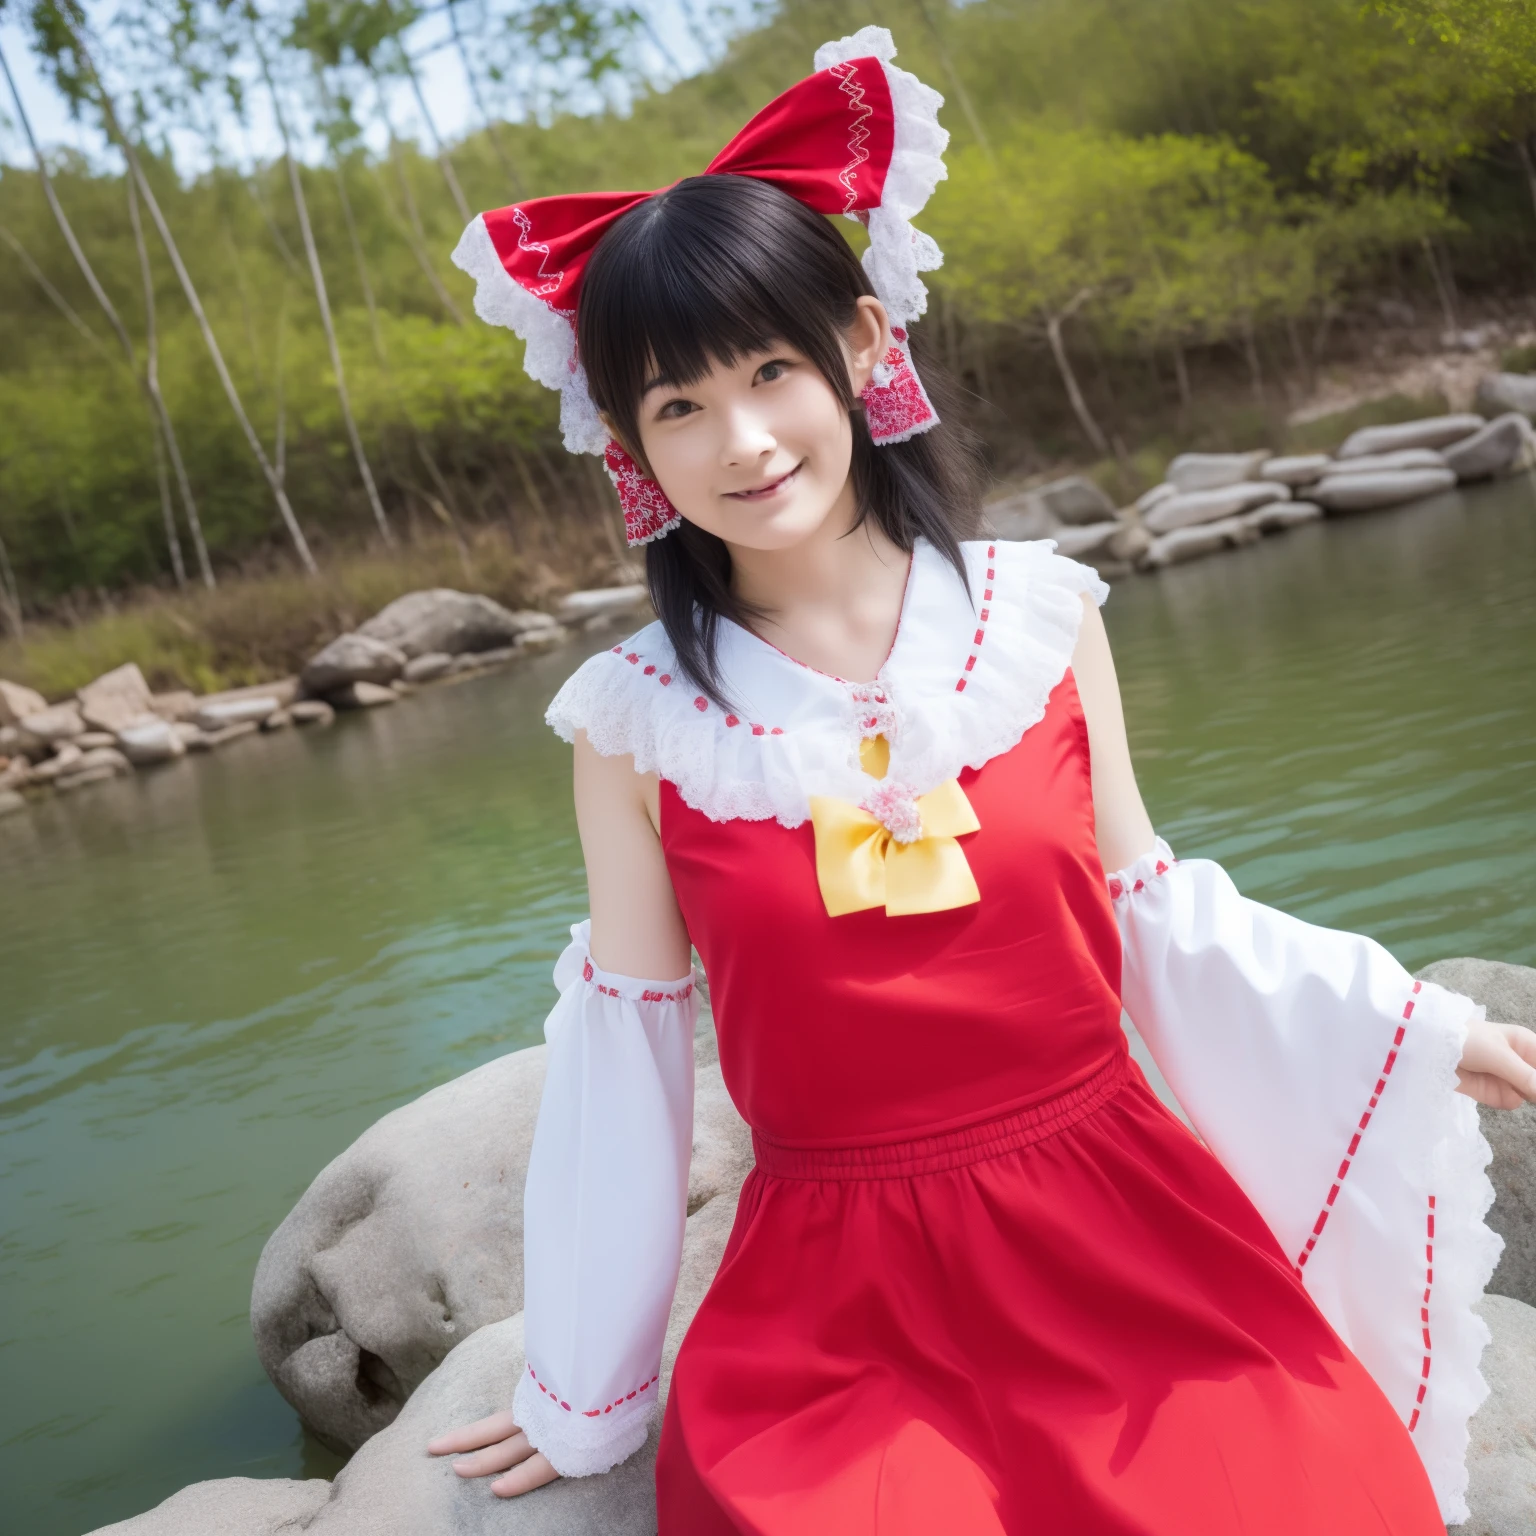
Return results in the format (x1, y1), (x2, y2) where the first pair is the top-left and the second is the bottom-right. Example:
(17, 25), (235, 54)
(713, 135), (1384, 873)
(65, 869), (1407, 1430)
(491, 1451), (560, 1497)
(426, 1410), (521, 1456)
(448, 1430), (535, 1478)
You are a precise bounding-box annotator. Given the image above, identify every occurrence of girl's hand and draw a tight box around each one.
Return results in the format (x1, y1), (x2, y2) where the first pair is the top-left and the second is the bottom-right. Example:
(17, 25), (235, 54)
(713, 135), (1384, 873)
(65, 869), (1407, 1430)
(1456, 1014), (1536, 1109)
(426, 1411), (560, 1497)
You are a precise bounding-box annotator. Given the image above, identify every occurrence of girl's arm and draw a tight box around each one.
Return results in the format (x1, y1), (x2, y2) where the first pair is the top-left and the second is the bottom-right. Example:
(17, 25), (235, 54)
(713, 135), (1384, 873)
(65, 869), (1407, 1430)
(1068, 587), (1530, 1524)
(428, 735), (693, 1496)
(1069, 592), (1536, 1110)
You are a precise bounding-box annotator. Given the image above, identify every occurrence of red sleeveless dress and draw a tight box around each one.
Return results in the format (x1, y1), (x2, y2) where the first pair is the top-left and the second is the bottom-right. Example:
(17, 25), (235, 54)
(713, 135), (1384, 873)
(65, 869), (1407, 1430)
(652, 671), (1444, 1534)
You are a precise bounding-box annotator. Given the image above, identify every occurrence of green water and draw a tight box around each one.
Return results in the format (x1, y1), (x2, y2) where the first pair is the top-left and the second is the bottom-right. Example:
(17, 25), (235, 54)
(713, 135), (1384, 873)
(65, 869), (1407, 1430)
(3, 480), (1533, 1534)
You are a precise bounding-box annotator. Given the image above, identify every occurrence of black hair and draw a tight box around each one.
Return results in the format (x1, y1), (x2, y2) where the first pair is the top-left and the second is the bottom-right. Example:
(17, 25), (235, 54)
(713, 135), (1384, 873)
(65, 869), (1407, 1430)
(577, 173), (982, 706)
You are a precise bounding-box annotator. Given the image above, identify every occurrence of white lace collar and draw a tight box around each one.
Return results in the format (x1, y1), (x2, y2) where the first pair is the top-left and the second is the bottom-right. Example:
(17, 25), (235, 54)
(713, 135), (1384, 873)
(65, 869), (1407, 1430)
(545, 538), (1108, 827)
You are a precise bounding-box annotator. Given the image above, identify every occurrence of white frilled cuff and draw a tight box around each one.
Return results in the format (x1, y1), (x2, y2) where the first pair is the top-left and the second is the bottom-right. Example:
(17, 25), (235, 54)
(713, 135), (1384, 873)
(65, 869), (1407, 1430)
(512, 920), (699, 1477)
(1109, 839), (1502, 1525)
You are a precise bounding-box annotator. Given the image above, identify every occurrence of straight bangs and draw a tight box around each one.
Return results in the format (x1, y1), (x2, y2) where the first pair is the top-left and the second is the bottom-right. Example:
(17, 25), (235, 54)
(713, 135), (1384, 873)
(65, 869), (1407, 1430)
(578, 174), (862, 458)
(576, 174), (983, 710)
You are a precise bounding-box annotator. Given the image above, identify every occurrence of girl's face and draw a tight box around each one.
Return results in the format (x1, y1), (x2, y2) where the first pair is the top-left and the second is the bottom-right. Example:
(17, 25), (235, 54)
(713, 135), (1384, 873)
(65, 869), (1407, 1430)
(628, 296), (890, 552)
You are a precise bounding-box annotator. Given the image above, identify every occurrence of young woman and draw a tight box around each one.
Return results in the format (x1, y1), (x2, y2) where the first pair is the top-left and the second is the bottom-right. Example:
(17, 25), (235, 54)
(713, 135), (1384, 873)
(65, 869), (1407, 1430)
(427, 29), (1535, 1532)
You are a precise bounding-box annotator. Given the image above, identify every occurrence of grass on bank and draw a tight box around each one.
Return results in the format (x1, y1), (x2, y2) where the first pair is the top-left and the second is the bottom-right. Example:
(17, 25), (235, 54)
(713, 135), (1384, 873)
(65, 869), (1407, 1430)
(0, 523), (630, 702)
(0, 388), (1479, 705)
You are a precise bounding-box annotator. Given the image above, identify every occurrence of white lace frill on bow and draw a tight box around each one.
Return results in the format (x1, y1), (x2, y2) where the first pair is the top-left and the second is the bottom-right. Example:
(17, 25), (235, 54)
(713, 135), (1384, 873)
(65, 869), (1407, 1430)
(1109, 840), (1501, 1525)
(511, 921), (698, 1477)
(545, 537), (1108, 827)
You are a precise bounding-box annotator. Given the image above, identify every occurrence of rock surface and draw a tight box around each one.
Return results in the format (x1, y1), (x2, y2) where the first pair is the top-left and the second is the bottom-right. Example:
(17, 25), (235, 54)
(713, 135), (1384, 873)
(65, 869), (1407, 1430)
(290, 700), (336, 727)
(1034, 474), (1116, 526)
(1462, 1293), (1536, 1535)
(17, 702), (85, 749)
(1418, 958), (1536, 1309)
(77, 663), (155, 734)
(1336, 413), (1483, 458)
(358, 591), (534, 660)
(1241, 501), (1324, 534)
(1143, 481), (1289, 535)
(555, 586), (649, 625)
(194, 697), (282, 732)
(85, 1476), (335, 1536)
(1165, 450), (1267, 492)
(1141, 516), (1259, 568)
(1051, 521), (1121, 559)
(1475, 372), (1536, 420)
(302, 635), (407, 695)
(1258, 454), (1331, 487)
(1322, 447), (1448, 476)
(403, 653), (454, 684)
(117, 718), (187, 765)
(330, 681), (399, 711)
(252, 1007), (751, 1460)
(983, 491), (1058, 542)
(1445, 414), (1536, 482)
(0, 677), (47, 727)
(1310, 467), (1457, 512)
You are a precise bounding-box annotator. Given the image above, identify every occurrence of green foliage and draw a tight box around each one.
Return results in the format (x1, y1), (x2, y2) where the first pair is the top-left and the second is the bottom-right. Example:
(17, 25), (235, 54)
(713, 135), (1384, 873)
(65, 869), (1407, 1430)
(3, 0), (1536, 615)
(1283, 392), (1451, 452)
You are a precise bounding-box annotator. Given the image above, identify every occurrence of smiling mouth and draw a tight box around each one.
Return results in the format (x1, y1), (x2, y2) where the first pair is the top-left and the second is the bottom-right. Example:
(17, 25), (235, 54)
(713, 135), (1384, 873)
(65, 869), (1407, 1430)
(725, 462), (803, 501)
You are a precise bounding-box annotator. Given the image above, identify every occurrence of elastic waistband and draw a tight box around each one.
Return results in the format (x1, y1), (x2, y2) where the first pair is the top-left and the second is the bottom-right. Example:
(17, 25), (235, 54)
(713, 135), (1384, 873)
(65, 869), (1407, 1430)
(750, 1049), (1130, 1182)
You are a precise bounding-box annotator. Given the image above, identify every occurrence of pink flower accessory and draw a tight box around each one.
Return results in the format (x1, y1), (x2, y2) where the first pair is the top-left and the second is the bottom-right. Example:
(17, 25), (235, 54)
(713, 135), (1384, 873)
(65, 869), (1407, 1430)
(450, 25), (949, 546)
(860, 780), (925, 844)
(604, 441), (680, 546)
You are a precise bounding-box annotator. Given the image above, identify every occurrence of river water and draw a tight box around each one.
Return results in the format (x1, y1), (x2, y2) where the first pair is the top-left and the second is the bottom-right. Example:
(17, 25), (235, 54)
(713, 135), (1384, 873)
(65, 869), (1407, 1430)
(3, 479), (1533, 1534)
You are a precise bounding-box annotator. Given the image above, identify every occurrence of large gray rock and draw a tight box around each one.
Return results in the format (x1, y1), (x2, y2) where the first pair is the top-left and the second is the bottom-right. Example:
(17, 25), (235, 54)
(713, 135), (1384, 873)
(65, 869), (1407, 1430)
(17, 701), (84, 751)
(77, 663), (154, 734)
(1321, 447), (1448, 476)
(1336, 413), (1484, 458)
(1050, 522), (1121, 559)
(359, 591), (535, 660)
(302, 635), (407, 695)
(1463, 1293), (1536, 1534)
(1258, 454), (1332, 487)
(0, 677), (47, 727)
(1240, 501), (1324, 535)
(1140, 515), (1260, 568)
(1445, 414), (1536, 482)
(1310, 467), (1457, 513)
(555, 587), (650, 625)
(251, 1011), (752, 1458)
(403, 653), (454, 684)
(29, 742), (84, 781)
(193, 697), (282, 732)
(1475, 373), (1536, 421)
(329, 681), (399, 711)
(982, 491), (1058, 542)
(1143, 481), (1289, 535)
(1165, 451), (1268, 493)
(116, 717), (187, 766)
(1134, 482), (1179, 515)
(84, 1476), (334, 1535)
(1034, 475), (1116, 526)
(1418, 959), (1536, 1309)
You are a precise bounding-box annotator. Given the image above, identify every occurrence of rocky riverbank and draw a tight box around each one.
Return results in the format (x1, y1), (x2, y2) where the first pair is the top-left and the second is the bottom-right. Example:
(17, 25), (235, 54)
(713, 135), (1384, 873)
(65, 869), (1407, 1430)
(990, 397), (1536, 576)
(88, 960), (1536, 1536)
(0, 584), (651, 822)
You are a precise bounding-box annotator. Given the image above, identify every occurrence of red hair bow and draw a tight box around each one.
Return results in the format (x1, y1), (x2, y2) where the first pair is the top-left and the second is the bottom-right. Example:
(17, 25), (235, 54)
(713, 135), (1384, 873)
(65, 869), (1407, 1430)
(451, 26), (948, 545)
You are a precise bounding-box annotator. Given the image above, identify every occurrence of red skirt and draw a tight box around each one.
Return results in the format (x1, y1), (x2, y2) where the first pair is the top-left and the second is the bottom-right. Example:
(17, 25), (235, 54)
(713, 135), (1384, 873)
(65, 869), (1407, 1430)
(655, 1051), (1444, 1534)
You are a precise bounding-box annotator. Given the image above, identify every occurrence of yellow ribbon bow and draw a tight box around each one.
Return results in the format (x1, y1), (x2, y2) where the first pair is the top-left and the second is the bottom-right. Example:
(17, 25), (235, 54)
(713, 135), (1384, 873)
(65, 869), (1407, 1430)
(808, 777), (982, 917)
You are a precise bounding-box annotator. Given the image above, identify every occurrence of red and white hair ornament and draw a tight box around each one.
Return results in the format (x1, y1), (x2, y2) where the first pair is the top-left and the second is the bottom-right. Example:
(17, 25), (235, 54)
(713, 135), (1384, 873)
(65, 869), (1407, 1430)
(450, 26), (948, 547)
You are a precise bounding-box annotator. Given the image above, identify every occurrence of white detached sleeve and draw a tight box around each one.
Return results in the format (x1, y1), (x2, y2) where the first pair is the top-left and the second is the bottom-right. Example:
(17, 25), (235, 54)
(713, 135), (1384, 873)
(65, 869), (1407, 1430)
(512, 919), (699, 1477)
(1109, 839), (1503, 1525)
